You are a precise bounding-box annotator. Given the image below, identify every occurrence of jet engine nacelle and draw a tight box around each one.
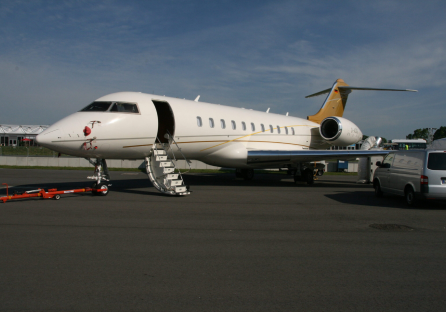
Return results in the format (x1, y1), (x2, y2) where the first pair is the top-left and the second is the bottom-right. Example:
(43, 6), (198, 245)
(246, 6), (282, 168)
(319, 116), (363, 146)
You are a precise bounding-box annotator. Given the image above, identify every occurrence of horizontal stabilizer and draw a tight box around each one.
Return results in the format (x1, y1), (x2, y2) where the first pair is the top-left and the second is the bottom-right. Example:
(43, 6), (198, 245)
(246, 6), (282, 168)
(305, 88), (332, 98)
(338, 86), (418, 92)
(306, 78), (417, 124)
(306, 86), (417, 98)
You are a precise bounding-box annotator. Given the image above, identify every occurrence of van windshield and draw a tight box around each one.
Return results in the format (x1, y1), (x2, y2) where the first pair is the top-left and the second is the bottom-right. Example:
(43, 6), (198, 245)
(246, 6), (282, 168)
(427, 153), (446, 170)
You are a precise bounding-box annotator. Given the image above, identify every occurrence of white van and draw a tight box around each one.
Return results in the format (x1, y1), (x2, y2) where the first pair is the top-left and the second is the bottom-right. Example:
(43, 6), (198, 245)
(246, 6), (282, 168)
(373, 150), (446, 206)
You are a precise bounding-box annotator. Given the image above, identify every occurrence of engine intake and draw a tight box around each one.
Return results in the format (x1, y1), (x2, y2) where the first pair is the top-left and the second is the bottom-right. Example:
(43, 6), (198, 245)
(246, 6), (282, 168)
(320, 117), (362, 146)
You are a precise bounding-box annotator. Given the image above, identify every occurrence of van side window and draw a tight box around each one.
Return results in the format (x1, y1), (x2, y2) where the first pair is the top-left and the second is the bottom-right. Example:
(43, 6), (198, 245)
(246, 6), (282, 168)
(221, 119), (226, 129)
(209, 118), (214, 128)
(231, 120), (236, 130)
(251, 123), (255, 131)
(382, 154), (394, 168)
(197, 117), (202, 127)
(242, 122), (246, 131)
(261, 124), (265, 132)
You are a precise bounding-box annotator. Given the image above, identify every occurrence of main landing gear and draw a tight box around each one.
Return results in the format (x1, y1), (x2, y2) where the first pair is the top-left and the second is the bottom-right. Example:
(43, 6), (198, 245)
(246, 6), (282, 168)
(290, 162), (322, 185)
(86, 158), (111, 196)
(235, 168), (254, 180)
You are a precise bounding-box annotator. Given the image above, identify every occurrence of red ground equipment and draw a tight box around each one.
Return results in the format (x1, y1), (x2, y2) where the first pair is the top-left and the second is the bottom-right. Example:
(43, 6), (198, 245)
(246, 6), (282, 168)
(1, 183), (107, 203)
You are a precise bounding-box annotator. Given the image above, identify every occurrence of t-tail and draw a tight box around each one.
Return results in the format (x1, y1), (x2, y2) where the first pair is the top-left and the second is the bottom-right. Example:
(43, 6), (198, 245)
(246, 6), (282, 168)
(306, 78), (417, 124)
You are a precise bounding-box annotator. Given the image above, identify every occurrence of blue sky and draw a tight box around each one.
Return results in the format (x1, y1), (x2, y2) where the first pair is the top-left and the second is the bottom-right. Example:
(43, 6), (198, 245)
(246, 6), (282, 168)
(1, 0), (445, 139)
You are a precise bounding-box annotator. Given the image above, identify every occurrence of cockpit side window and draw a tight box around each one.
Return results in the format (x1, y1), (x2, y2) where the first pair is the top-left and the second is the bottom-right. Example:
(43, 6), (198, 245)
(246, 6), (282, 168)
(80, 102), (112, 112)
(110, 102), (139, 113)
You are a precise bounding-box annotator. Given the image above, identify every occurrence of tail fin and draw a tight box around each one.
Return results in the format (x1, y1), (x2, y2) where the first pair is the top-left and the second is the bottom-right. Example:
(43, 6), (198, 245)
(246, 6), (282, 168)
(306, 78), (417, 124)
(307, 79), (350, 124)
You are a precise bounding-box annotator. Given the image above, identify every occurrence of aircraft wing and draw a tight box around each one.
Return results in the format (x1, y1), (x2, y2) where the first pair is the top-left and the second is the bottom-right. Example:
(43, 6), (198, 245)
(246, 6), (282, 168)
(247, 150), (389, 165)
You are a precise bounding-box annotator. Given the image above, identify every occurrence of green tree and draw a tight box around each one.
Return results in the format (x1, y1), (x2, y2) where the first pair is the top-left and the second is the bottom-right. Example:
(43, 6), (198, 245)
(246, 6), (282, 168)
(434, 126), (446, 140)
(406, 128), (429, 140)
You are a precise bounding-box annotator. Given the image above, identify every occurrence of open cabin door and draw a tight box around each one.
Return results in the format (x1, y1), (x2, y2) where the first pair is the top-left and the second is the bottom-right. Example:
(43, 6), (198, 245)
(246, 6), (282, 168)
(152, 100), (175, 143)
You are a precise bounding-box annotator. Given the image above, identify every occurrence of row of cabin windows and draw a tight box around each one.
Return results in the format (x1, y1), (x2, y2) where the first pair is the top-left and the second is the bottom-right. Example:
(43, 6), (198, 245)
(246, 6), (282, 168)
(196, 117), (296, 135)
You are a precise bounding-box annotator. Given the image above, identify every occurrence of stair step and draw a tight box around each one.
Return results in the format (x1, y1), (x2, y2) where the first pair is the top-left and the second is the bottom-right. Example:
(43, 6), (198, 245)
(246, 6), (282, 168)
(163, 167), (175, 174)
(160, 161), (173, 168)
(175, 185), (187, 193)
(153, 150), (166, 155)
(156, 155), (168, 161)
(169, 179), (183, 186)
(166, 174), (179, 180)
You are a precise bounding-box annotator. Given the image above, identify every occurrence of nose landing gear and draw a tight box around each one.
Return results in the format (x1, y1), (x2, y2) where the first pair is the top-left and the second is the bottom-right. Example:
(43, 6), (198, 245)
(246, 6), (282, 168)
(86, 158), (111, 196)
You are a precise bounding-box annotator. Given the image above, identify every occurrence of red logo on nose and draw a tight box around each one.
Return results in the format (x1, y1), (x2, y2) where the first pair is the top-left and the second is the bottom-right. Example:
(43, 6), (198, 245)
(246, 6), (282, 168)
(83, 126), (91, 136)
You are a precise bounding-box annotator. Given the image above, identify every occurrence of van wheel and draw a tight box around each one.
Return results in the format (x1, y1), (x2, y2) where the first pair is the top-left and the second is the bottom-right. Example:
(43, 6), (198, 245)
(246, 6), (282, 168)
(405, 187), (416, 206)
(374, 182), (383, 198)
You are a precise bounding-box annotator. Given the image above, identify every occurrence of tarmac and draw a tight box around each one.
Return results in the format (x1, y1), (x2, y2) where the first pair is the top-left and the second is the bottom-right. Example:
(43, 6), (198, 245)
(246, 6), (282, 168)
(0, 168), (445, 311)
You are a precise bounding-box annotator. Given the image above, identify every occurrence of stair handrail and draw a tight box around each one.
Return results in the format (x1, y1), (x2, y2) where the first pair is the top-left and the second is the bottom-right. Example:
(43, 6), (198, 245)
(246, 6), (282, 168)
(165, 130), (191, 176)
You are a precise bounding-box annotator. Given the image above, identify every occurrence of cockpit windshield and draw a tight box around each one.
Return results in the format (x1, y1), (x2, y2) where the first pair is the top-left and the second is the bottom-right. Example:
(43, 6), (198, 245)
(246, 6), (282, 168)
(80, 102), (112, 112)
(110, 102), (139, 113)
(79, 101), (139, 113)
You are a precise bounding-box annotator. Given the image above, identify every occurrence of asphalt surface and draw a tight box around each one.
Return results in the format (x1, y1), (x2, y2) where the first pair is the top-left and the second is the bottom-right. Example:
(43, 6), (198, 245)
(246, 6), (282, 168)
(0, 168), (445, 311)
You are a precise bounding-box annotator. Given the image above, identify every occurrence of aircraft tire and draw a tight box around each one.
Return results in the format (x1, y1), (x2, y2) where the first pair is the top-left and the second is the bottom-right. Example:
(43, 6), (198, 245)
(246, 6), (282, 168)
(304, 169), (314, 185)
(93, 182), (109, 196)
(235, 169), (242, 178)
(242, 169), (254, 181)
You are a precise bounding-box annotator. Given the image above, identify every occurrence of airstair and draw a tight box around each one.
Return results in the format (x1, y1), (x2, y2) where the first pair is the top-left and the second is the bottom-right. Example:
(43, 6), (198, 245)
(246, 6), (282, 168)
(145, 133), (190, 196)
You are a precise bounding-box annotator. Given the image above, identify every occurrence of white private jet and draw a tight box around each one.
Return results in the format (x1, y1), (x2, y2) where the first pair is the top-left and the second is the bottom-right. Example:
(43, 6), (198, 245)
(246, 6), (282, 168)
(36, 79), (416, 196)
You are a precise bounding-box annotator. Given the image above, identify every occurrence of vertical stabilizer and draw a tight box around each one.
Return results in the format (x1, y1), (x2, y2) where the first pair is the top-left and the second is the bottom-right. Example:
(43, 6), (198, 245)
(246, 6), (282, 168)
(307, 79), (350, 124)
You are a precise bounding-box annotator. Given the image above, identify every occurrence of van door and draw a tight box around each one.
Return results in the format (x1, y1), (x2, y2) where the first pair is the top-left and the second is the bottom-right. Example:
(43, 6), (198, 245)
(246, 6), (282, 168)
(379, 153), (395, 190)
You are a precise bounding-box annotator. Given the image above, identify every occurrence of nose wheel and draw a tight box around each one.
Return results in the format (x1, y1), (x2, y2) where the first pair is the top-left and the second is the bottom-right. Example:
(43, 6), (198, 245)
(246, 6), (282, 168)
(92, 182), (109, 196)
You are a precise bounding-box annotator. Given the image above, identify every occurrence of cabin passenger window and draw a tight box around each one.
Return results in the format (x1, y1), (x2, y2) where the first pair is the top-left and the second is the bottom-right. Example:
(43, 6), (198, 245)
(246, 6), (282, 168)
(242, 122), (246, 131)
(277, 126), (281, 134)
(110, 102), (139, 113)
(197, 117), (202, 127)
(291, 127), (295, 135)
(231, 120), (236, 130)
(251, 123), (255, 131)
(221, 119), (226, 129)
(269, 125), (273, 133)
(209, 118), (214, 128)
(261, 124), (265, 132)
(80, 101), (113, 112)
(285, 126), (288, 135)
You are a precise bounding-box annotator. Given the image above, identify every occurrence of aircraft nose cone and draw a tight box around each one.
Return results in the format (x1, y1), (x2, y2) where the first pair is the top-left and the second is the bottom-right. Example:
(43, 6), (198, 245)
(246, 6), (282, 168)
(36, 128), (61, 149)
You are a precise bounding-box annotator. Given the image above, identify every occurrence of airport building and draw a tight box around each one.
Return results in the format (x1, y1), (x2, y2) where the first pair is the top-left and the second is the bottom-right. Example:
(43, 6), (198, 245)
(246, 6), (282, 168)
(0, 124), (49, 146)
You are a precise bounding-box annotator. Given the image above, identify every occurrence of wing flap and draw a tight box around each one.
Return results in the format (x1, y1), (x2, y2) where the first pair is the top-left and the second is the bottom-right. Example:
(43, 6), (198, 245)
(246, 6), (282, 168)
(247, 150), (389, 165)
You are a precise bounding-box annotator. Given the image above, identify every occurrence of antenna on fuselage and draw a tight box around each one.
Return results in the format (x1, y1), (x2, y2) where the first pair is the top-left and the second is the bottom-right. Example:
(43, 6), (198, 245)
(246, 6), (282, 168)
(286, 112), (289, 116)
(194, 95), (200, 102)
(266, 108), (270, 113)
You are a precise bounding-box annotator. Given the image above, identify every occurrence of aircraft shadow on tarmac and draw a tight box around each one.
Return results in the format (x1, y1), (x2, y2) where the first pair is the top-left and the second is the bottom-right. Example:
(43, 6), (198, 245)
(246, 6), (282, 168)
(3, 173), (444, 208)
(4, 173), (371, 197)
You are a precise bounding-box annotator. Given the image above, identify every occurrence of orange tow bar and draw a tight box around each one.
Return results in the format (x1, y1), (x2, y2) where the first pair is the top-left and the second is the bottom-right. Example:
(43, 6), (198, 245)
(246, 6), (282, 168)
(1, 183), (104, 203)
